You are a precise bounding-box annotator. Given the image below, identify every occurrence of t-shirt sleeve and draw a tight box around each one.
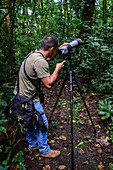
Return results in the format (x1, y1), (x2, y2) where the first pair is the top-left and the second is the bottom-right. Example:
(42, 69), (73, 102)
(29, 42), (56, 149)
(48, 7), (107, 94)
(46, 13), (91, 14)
(34, 58), (50, 78)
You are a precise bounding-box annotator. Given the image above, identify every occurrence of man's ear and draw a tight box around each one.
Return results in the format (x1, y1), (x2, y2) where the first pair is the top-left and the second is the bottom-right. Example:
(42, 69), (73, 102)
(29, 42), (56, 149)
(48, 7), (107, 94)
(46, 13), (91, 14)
(49, 47), (54, 52)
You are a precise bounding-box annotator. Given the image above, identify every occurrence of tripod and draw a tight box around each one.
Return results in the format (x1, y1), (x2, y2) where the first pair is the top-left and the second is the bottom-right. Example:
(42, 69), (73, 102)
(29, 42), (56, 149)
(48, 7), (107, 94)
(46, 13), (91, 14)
(49, 51), (96, 170)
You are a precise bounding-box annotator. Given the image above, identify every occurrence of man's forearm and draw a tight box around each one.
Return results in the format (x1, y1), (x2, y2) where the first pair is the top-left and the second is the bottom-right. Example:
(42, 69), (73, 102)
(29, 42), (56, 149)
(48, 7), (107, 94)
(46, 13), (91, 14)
(50, 67), (60, 84)
(41, 60), (65, 88)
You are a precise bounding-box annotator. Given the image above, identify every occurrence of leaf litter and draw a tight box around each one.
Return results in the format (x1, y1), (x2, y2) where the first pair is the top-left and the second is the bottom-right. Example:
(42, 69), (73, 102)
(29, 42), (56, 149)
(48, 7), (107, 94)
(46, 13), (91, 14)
(12, 76), (113, 170)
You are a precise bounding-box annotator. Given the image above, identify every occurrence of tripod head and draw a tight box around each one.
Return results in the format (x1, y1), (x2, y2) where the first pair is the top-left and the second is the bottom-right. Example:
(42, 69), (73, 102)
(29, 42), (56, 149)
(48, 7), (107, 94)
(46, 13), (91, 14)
(65, 50), (75, 61)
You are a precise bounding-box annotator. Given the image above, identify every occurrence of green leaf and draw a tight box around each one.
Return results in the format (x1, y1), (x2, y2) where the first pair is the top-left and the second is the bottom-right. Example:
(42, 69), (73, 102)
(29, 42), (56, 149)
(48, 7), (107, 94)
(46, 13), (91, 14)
(111, 110), (113, 114)
(2, 160), (8, 166)
(5, 146), (11, 153)
(0, 165), (10, 170)
(86, 135), (91, 138)
(107, 156), (113, 159)
(98, 111), (106, 115)
(2, 150), (12, 165)
(75, 142), (84, 148)
(0, 126), (6, 133)
(89, 139), (92, 142)
(0, 145), (4, 149)
(101, 116), (107, 120)
(1, 100), (7, 107)
(106, 112), (110, 118)
(111, 116), (113, 121)
(0, 119), (7, 124)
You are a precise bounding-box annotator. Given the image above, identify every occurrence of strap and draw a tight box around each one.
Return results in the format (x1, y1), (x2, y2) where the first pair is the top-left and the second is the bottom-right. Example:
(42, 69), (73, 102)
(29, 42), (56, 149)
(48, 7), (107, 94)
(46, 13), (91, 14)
(17, 51), (44, 95)
(17, 52), (34, 94)
(23, 52), (44, 90)
(17, 63), (23, 94)
(23, 52), (37, 89)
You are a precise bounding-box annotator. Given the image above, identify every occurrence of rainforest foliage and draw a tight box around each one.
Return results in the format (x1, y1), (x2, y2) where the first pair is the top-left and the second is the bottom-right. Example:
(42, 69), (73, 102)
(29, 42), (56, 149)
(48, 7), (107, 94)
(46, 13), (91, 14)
(0, 0), (113, 169)
(0, 0), (113, 92)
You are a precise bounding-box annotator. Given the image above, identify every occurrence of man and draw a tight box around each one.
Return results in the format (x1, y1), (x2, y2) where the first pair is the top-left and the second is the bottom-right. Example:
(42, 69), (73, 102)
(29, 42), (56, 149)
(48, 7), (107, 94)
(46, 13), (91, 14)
(14, 35), (66, 158)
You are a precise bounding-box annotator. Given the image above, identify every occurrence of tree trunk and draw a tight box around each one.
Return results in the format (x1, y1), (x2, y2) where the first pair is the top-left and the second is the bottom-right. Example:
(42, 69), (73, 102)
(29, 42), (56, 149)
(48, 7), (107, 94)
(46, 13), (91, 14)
(33, 0), (38, 33)
(81, 0), (96, 35)
(40, 0), (45, 32)
(62, 0), (67, 38)
(22, 4), (26, 38)
(5, 0), (15, 81)
(103, 0), (107, 24)
(101, 0), (107, 42)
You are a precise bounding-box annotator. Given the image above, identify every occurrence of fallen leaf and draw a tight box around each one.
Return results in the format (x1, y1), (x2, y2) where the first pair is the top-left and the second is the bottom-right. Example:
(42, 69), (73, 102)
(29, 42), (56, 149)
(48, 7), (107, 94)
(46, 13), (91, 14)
(49, 140), (55, 144)
(83, 161), (89, 165)
(21, 129), (25, 134)
(97, 163), (104, 170)
(64, 147), (67, 150)
(89, 147), (95, 151)
(43, 165), (51, 170)
(95, 143), (101, 148)
(95, 124), (100, 127)
(35, 153), (40, 158)
(101, 136), (109, 143)
(30, 153), (40, 160)
(58, 165), (66, 170)
(97, 148), (103, 154)
(96, 137), (109, 147)
(84, 117), (87, 119)
(80, 113), (84, 117)
(59, 136), (67, 141)
(77, 148), (85, 155)
(106, 130), (109, 134)
(54, 111), (58, 113)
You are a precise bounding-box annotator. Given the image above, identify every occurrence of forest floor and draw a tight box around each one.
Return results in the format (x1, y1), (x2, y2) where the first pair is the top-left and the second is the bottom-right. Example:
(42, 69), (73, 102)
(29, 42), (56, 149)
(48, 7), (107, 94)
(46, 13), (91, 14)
(10, 75), (113, 170)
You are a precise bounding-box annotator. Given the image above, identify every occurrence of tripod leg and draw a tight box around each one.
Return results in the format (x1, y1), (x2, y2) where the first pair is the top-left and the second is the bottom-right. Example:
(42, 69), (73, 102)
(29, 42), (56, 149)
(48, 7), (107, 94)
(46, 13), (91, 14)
(49, 72), (69, 122)
(72, 71), (97, 134)
(69, 71), (74, 170)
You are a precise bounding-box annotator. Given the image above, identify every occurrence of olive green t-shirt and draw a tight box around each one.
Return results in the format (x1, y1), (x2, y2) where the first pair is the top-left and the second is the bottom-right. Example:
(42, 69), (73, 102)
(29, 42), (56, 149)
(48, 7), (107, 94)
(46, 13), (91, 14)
(14, 51), (50, 102)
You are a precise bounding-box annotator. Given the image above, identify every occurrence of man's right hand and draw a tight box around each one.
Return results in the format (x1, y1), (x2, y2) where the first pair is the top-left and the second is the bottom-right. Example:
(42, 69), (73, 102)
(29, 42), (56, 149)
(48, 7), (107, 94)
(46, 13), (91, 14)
(56, 60), (66, 71)
(41, 60), (66, 89)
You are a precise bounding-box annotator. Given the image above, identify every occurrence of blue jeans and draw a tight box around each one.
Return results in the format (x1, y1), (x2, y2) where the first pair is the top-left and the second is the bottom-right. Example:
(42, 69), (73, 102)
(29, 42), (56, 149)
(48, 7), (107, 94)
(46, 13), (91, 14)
(26, 101), (51, 154)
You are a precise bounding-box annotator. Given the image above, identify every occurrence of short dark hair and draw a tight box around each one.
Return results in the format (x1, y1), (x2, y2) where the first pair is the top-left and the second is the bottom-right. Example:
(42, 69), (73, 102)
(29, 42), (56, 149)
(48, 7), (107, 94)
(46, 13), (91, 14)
(40, 35), (59, 51)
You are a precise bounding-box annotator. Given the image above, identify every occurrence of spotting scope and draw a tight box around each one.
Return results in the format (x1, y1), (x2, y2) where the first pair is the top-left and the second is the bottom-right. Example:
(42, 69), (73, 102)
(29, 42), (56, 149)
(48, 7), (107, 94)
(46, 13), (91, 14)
(57, 38), (82, 55)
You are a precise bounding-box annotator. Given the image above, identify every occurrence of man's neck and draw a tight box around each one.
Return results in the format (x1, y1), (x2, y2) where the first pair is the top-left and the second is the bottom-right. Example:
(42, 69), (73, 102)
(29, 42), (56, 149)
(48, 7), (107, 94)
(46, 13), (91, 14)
(38, 49), (49, 59)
